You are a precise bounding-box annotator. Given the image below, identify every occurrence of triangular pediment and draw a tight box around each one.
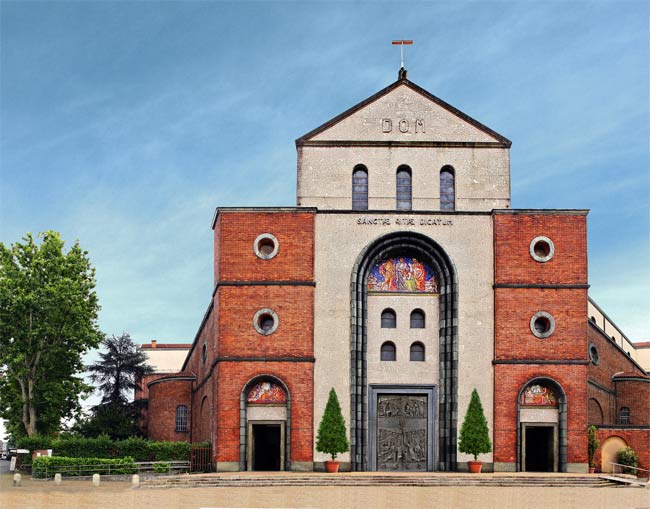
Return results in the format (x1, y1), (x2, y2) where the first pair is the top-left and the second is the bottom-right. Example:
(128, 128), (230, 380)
(297, 78), (510, 146)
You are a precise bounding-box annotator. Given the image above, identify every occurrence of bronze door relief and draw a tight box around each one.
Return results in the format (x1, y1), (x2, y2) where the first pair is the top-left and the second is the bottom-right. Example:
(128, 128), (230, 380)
(376, 394), (428, 471)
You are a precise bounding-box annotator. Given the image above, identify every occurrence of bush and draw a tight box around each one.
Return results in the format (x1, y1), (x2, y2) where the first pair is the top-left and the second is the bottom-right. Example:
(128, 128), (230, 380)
(16, 435), (53, 451)
(153, 461), (170, 474)
(32, 456), (137, 479)
(48, 436), (191, 461)
(316, 388), (349, 461)
(148, 441), (190, 461)
(617, 447), (639, 475)
(458, 389), (492, 461)
(52, 435), (114, 458)
(587, 426), (600, 467)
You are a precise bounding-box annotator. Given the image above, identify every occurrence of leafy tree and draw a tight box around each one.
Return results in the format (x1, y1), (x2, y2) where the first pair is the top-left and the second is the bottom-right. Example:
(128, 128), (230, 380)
(73, 402), (144, 440)
(88, 333), (153, 405)
(587, 425), (600, 468)
(0, 231), (102, 437)
(316, 388), (349, 460)
(458, 388), (492, 461)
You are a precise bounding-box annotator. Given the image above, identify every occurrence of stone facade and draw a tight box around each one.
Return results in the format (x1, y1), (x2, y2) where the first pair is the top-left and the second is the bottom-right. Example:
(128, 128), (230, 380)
(141, 69), (650, 474)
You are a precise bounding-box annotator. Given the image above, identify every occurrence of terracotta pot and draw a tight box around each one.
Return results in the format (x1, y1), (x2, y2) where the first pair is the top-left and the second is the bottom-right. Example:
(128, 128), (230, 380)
(589, 466), (596, 474)
(325, 460), (340, 473)
(468, 461), (483, 473)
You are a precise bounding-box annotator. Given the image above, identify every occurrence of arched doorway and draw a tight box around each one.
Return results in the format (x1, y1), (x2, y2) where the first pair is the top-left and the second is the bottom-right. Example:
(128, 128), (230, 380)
(240, 376), (290, 471)
(517, 378), (567, 472)
(350, 231), (457, 471)
(601, 436), (627, 473)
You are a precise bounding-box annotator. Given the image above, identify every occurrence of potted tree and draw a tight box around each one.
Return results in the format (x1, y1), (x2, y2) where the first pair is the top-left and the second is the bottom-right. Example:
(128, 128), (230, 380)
(316, 388), (350, 473)
(587, 425), (600, 473)
(458, 388), (492, 473)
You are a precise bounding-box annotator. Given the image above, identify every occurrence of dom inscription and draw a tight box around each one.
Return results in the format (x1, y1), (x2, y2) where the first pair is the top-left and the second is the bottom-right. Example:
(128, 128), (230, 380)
(382, 118), (425, 134)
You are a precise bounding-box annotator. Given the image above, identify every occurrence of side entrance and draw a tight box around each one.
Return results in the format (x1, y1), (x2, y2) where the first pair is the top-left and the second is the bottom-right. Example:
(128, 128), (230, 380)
(368, 385), (436, 471)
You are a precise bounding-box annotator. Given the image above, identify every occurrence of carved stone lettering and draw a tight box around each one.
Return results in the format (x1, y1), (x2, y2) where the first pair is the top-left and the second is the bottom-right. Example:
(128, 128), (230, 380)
(399, 119), (409, 133)
(415, 119), (425, 133)
(382, 119), (392, 133)
(377, 395), (427, 471)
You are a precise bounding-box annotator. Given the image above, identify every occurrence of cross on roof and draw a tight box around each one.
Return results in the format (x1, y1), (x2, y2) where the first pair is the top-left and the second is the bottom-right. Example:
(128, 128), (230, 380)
(392, 40), (413, 71)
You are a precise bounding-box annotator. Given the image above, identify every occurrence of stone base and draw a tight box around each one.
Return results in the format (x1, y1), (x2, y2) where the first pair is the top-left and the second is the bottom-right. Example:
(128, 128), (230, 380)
(216, 462), (240, 472)
(566, 463), (589, 473)
(493, 462), (517, 472)
(291, 461), (314, 472)
(313, 461), (351, 472)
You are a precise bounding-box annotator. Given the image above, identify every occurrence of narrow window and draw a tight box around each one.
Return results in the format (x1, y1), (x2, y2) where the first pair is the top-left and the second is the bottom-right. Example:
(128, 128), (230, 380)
(202, 343), (207, 364)
(396, 165), (412, 210)
(176, 405), (188, 432)
(380, 341), (396, 361)
(410, 309), (425, 328)
(410, 342), (425, 361)
(618, 407), (630, 425)
(440, 166), (455, 210)
(381, 308), (396, 328)
(352, 165), (369, 210)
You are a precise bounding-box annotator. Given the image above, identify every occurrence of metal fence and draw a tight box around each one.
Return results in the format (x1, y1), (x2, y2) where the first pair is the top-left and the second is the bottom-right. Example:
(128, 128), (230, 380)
(190, 445), (211, 473)
(33, 461), (191, 480)
(609, 461), (650, 480)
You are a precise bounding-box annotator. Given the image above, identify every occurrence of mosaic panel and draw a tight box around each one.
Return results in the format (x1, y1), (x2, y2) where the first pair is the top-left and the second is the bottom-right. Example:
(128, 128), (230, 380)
(521, 384), (557, 406)
(247, 382), (287, 404)
(368, 257), (439, 293)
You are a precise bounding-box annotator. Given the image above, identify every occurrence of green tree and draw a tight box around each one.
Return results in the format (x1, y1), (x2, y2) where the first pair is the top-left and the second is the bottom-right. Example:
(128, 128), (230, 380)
(458, 388), (492, 461)
(0, 231), (102, 437)
(587, 425), (600, 468)
(316, 388), (349, 460)
(79, 333), (153, 439)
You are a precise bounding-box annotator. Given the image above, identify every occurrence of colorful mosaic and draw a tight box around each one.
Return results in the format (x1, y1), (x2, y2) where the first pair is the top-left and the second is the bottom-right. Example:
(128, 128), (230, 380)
(520, 384), (557, 406)
(368, 257), (439, 293)
(247, 381), (287, 404)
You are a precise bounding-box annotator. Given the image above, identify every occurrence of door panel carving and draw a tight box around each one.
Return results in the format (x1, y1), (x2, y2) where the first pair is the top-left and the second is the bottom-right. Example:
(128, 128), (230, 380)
(377, 394), (427, 471)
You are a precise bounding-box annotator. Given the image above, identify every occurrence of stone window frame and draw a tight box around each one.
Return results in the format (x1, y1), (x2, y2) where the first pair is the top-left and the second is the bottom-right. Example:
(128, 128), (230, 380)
(440, 165), (455, 211)
(410, 341), (425, 361)
(380, 341), (397, 361)
(396, 165), (412, 210)
(380, 308), (397, 329)
(410, 309), (425, 329)
(530, 311), (555, 339)
(352, 164), (369, 211)
(254, 233), (279, 260)
(618, 407), (631, 425)
(529, 236), (555, 263)
(253, 308), (279, 336)
(588, 342), (600, 365)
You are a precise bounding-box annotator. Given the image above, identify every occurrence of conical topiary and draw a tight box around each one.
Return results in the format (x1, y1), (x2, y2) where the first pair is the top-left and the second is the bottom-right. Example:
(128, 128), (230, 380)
(458, 388), (492, 461)
(316, 388), (349, 460)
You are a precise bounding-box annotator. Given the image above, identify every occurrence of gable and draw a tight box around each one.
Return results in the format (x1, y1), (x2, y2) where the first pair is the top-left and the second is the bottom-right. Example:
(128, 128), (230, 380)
(298, 80), (510, 146)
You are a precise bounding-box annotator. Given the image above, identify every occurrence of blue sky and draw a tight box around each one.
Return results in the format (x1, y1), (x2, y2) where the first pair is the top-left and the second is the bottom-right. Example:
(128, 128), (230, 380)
(1, 0), (649, 353)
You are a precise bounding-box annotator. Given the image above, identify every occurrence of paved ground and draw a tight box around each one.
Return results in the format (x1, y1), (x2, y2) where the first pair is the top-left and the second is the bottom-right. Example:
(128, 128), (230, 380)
(1, 470), (648, 509)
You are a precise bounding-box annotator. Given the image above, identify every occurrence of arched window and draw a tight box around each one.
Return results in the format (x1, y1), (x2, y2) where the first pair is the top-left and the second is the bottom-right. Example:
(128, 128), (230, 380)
(618, 407), (631, 425)
(440, 166), (455, 210)
(410, 342), (425, 361)
(381, 308), (396, 328)
(410, 309), (425, 328)
(352, 165), (369, 210)
(380, 342), (396, 361)
(176, 405), (188, 432)
(396, 165), (412, 210)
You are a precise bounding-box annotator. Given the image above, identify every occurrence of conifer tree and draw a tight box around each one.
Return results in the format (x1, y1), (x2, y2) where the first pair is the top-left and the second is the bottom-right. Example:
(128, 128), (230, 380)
(316, 388), (349, 460)
(458, 388), (492, 461)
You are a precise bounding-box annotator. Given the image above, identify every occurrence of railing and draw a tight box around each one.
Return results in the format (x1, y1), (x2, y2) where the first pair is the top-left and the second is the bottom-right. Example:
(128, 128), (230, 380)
(608, 462), (650, 480)
(34, 461), (190, 480)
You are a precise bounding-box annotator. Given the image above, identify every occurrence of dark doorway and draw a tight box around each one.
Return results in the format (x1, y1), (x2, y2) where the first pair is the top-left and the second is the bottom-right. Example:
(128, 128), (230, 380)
(253, 424), (281, 471)
(525, 426), (555, 472)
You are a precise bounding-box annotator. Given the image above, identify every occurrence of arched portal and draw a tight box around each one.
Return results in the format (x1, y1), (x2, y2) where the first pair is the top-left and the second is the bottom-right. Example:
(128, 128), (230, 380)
(601, 436), (627, 473)
(240, 375), (290, 471)
(350, 231), (458, 471)
(517, 378), (567, 472)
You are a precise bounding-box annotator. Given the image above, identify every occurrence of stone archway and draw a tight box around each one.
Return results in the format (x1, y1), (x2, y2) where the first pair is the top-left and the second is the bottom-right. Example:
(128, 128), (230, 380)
(350, 231), (458, 471)
(240, 375), (291, 471)
(601, 436), (627, 473)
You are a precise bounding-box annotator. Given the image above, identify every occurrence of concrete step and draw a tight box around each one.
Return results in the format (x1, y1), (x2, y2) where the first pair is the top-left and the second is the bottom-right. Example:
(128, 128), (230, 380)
(141, 473), (620, 489)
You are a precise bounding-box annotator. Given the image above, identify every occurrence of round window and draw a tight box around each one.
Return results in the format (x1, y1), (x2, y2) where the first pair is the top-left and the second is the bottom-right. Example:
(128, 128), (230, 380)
(253, 308), (279, 336)
(589, 343), (600, 365)
(530, 311), (555, 339)
(253, 233), (279, 260)
(529, 236), (555, 263)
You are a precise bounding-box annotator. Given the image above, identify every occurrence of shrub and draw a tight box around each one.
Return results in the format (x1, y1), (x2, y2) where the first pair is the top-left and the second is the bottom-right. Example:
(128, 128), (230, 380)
(458, 389), (492, 461)
(153, 461), (170, 474)
(48, 436), (191, 461)
(147, 441), (190, 461)
(617, 447), (639, 475)
(316, 388), (349, 461)
(32, 456), (137, 479)
(16, 435), (53, 451)
(587, 426), (600, 467)
(51, 435), (113, 458)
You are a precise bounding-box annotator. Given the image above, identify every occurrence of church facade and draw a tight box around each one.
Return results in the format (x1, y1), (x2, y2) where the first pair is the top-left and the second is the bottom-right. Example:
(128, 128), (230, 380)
(141, 70), (650, 473)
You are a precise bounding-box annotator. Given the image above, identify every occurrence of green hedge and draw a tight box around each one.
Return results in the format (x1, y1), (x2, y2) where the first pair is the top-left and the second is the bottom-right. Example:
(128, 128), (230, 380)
(16, 435), (202, 462)
(32, 456), (137, 479)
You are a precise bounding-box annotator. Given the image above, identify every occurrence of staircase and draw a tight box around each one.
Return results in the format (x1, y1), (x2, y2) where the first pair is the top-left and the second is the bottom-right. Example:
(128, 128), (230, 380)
(141, 473), (619, 489)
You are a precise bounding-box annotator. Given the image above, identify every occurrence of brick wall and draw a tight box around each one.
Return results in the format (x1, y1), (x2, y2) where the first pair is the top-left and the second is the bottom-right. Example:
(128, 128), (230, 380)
(147, 375), (194, 442)
(596, 428), (650, 472)
(493, 212), (589, 469)
(614, 378), (650, 426)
